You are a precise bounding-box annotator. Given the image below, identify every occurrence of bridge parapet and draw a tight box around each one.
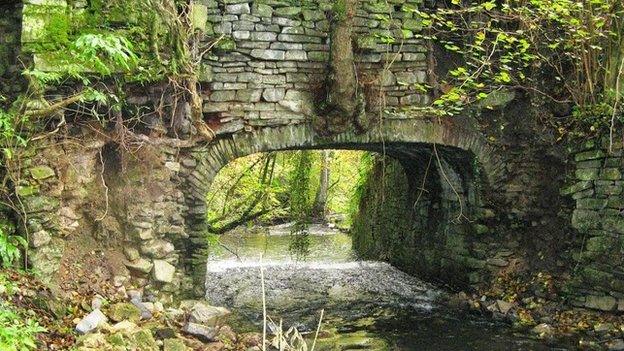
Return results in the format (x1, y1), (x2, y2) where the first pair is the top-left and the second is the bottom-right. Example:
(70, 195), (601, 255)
(195, 0), (429, 133)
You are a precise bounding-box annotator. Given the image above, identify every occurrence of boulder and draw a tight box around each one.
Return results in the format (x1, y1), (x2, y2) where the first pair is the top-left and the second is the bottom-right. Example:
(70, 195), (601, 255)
(76, 309), (108, 334)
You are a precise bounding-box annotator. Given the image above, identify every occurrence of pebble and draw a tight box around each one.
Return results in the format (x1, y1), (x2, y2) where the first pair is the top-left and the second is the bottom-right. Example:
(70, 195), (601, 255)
(91, 295), (105, 310)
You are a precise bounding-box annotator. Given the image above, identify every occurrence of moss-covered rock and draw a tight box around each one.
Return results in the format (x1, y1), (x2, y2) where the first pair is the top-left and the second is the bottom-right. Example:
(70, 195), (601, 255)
(108, 303), (142, 323)
(163, 338), (190, 351)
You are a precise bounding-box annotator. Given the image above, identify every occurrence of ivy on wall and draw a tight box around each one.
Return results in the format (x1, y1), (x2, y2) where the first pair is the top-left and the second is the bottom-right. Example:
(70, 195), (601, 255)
(414, 0), (623, 138)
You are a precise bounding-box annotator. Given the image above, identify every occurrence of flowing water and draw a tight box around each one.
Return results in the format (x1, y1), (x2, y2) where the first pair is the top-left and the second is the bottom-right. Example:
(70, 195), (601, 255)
(205, 223), (567, 350)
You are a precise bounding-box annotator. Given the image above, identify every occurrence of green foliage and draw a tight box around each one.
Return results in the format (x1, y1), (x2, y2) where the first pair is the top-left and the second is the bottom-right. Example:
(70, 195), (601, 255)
(72, 33), (139, 75)
(0, 227), (26, 268)
(346, 152), (374, 225)
(288, 151), (314, 221)
(398, 0), (624, 132)
(205, 150), (368, 256)
(285, 151), (314, 259)
(0, 302), (46, 351)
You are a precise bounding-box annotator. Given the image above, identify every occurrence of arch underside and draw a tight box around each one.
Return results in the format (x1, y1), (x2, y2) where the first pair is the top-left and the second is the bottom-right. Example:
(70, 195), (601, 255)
(176, 118), (504, 293)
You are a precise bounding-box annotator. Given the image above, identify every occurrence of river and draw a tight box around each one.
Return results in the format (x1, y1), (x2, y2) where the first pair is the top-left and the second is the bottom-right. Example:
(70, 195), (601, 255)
(205, 223), (567, 350)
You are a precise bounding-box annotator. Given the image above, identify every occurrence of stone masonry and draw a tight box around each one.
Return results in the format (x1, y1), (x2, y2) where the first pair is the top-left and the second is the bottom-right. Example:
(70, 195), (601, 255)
(12, 0), (624, 311)
(195, 0), (429, 134)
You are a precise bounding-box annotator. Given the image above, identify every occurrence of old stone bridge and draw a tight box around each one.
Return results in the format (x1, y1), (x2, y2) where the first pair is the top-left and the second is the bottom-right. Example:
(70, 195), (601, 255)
(3, 0), (624, 311)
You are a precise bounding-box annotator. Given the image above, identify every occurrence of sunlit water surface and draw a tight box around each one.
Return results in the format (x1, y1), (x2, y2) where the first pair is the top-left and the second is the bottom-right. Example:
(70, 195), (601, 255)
(205, 223), (569, 350)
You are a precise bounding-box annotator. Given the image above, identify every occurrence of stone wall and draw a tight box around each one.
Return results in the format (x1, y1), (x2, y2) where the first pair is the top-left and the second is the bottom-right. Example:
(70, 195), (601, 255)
(0, 1), (23, 96)
(197, 0), (429, 133)
(12, 134), (192, 298)
(351, 148), (517, 290)
(11, 0), (602, 304)
(173, 118), (505, 290)
(566, 137), (624, 311)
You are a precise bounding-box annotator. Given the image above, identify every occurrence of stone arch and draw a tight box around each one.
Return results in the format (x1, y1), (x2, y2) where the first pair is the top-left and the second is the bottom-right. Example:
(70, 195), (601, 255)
(175, 118), (505, 294)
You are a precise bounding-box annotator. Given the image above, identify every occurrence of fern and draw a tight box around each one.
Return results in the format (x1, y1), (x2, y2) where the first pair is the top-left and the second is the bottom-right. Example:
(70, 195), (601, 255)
(0, 228), (26, 268)
(72, 33), (139, 75)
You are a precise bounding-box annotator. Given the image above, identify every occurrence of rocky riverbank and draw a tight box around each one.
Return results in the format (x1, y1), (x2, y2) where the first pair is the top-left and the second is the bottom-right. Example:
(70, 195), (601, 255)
(0, 269), (263, 350)
(444, 271), (624, 350)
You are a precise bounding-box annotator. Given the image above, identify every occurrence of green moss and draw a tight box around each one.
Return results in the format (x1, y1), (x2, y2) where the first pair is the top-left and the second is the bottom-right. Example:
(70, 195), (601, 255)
(214, 37), (236, 52)
(332, 0), (348, 21)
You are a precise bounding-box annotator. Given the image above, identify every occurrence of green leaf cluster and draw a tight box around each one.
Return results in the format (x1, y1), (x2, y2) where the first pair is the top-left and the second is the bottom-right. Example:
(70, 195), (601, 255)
(0, 302), (46, 351)
(0, 227), (26, 268)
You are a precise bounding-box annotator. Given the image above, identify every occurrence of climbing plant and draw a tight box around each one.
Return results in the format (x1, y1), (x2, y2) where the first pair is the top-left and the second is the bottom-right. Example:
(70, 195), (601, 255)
(287, 151), (314, 259)
(413, 0), (624, 137)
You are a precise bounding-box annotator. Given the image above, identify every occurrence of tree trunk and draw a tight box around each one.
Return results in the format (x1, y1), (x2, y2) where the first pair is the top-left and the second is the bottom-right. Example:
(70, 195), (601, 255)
(321, 0), (358, 134)
(312, 150), (331, 219)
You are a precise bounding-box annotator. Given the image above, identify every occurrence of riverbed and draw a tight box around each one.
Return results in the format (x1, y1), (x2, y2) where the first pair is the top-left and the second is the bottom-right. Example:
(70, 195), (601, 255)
(205, 223), (568, 350)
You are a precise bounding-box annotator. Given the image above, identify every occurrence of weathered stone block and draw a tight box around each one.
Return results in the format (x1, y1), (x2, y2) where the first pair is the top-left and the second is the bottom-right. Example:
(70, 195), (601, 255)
(365, 1), (392, 13)
(577, 160), (602, 168)
(225, 3), (250, 15)
(273, 17), (301, 27)
(152, 259), (176, 283)
(214, 22), (233, 35)
(601, 168), (622, 180)
(29, 229), (51, 248)
(586, 236), (614, 253)
(251, 31), (277, 41)
(308, 51), (329, 61)
(403, 17), (422, 31)
(585, 295), (617, 311)
(602, 216), (624, 234)
(571, 209), (601, 231)
(262, 88), (285, 102)
(285, 50), (307, 61)
(141, 239), (174, 259)
(577, 198), (607, 209)
(190, 4), (208, 31)
(274, 7), (302, 18)
(235, 89), (262, 102)
(252, 3), (272, 17)
(125, 258), (153, 274)
(302, 9), (325, 21)
(575, 150), (606, 162)
(278, 34), (321, 43)
(232, 30), (250, 40)
(250, 49), (285, 60)
(356, 35), (378, 50)
(576, 168), (599, 181)
(210, 90), (236, 102)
